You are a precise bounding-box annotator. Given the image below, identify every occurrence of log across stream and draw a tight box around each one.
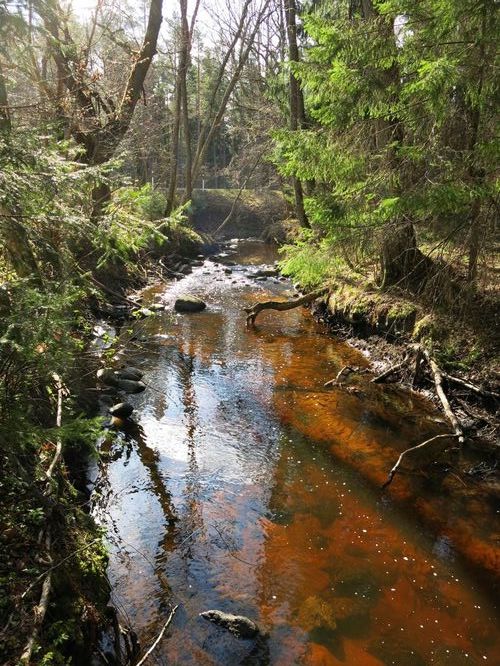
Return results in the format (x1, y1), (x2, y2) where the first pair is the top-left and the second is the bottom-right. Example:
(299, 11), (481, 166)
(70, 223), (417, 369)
(90, 240), (499, 665)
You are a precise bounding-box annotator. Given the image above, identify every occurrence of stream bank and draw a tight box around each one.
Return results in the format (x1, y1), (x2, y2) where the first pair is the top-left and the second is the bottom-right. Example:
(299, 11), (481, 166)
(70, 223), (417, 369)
(90, 239), (499, 665)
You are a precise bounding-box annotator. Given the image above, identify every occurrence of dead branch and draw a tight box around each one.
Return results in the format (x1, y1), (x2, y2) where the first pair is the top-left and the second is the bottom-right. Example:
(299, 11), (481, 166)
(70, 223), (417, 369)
(421, 349), (465, 444)
(442, 372), (499, 400)
(371, 353), (410, 383)
(21, 538), (101, 601)
(324, 366), (355, 387)
(135, 604), (178, 666)
(244, 287), (329, 326)
(382, 433), (459, 489)
(20, 531), (53, 664)
(213, 151), (264, 238)
(412, 346), (425, 388)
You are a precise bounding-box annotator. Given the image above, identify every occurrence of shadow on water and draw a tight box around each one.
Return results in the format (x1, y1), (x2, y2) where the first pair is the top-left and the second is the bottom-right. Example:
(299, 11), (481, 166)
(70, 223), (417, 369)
(91, 240), (499, 665)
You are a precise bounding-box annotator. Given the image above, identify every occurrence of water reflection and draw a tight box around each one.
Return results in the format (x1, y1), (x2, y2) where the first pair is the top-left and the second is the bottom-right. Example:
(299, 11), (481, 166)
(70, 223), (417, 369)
(92, 241), (499, 665)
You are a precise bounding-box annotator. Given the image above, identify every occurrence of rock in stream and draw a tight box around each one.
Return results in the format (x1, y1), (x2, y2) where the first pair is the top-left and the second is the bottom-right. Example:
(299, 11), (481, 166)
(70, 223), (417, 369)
(199, 610), (260, 639)
(174, 295), (207, 313)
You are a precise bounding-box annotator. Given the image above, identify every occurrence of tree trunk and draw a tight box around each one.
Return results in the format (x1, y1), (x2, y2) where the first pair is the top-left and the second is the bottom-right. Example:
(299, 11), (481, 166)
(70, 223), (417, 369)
(91, 181), (112, 223)
(380, 221), (431, 290)
(165, 55), (182, 216)
(0, 66), (11, 134)
(166, 0), (192, 215)
(33, 0), (164, 222)
(284, 0), (310, 228)
(188, 0), (266, 189)
(0, 77), (43, 284)
(466, 1), (489, 283)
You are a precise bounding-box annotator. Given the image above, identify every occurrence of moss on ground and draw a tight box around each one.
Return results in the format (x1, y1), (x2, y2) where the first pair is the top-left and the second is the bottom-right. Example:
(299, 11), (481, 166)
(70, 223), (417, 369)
(323, 277), (498, 379)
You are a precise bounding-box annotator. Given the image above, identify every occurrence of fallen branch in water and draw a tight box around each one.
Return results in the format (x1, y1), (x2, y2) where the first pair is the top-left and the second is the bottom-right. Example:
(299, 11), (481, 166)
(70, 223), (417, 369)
(324, 366), (356, 387)
(382, 433), (459, 489)
(244, 287), (329, 326)
(135, 604), (178, 666)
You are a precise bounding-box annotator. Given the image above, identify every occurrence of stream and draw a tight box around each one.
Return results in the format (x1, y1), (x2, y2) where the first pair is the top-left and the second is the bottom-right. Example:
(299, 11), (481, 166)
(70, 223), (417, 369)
(90, 240), (499, 665)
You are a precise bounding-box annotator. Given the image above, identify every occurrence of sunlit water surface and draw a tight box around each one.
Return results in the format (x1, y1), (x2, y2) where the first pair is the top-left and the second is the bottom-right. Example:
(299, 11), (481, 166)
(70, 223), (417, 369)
(90, 241), (499, 665)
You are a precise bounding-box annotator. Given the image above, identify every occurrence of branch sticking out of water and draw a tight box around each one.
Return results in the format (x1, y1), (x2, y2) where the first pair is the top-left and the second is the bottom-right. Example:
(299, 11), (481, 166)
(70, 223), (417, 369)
(135, 604), (178, 666)
(382, 433), (459, 489)
(243, 287), (329, 326)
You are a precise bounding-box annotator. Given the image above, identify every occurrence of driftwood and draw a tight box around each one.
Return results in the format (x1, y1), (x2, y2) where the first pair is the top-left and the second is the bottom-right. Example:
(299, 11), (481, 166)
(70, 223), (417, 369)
(382, 433), (459, 488)
(20, 376), (64, 664)
(135, 605), (178, 666)
(244, 287), (329, 326)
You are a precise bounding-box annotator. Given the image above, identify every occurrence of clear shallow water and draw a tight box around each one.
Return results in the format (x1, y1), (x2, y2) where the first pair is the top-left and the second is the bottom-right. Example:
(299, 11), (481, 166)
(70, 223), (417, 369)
(91, 241), (499, 665)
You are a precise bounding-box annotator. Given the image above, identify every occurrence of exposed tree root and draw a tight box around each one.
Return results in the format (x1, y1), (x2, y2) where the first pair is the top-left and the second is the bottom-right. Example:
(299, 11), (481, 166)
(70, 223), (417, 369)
(382, 433), (459, 489)
(244, 287), (329, 326)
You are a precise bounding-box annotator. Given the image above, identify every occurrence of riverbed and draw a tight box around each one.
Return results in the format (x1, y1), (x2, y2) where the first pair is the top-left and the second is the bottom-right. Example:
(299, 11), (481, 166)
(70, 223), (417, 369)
(90, 240), (499, 665)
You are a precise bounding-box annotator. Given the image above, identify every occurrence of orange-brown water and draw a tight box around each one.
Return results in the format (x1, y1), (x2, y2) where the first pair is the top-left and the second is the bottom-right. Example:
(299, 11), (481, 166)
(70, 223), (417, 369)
(91, 240), (499, 665)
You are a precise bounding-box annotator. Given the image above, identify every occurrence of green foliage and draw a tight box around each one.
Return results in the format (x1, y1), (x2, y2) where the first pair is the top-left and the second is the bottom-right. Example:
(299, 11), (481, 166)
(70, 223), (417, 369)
(0, 131), (101, 279)
(279, 229), (339, 288)
(273, 0), (499, 285)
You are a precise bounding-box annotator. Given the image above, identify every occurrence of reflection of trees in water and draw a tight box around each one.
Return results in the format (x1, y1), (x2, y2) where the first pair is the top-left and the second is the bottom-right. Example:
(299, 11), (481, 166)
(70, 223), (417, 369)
(175, 338), (206, 561)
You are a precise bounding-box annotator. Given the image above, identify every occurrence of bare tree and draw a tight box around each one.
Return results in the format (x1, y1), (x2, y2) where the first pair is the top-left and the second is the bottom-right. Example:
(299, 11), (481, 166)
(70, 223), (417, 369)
(32, 0), (164, 219)
(165, 0), (200, 215)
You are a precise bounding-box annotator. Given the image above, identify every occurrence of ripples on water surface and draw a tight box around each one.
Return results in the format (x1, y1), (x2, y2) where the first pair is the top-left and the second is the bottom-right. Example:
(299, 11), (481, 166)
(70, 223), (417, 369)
(91, 240), (499, 665)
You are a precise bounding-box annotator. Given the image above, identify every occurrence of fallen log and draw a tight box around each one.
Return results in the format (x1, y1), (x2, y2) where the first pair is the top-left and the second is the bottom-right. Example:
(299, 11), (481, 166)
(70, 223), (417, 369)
(421, 349), (465, 444)
(244, 287), (329, 326)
